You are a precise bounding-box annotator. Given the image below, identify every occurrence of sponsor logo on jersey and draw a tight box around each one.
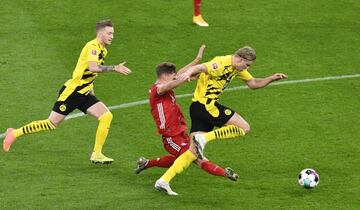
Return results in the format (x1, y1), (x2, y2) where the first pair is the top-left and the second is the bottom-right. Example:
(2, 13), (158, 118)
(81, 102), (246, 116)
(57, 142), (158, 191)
(212, 63), (219, 70)
(91, 50), (97, 55)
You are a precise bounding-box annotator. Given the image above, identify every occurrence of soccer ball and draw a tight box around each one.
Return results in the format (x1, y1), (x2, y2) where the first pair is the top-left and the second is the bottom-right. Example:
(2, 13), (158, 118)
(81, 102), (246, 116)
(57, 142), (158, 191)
(298, 168), (319, 189)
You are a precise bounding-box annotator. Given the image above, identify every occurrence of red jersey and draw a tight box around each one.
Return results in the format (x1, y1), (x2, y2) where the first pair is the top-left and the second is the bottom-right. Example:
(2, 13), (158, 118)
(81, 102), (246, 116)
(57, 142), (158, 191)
(149, 83), (187, 137)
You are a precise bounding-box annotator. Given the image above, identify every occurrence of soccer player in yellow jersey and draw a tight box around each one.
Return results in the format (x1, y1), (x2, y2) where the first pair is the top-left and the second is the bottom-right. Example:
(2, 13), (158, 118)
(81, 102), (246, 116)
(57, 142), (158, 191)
(155, 46), (287, 195)
(3, 20), (132, 164)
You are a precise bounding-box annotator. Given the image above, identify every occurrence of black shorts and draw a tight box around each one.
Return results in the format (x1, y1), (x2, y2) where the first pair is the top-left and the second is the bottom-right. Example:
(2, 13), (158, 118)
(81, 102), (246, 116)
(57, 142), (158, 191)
(52, 86), (100, 115)
(190, 101), (235, 133)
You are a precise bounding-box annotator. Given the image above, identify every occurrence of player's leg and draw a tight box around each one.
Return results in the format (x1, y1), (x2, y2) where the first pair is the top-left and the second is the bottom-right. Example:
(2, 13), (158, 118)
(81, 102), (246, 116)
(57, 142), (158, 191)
(225, 112), (251, 133)
(193, 0), (209, 27)
(154, 146), (240, 194)
(3, 110), (65, 152)
(159, 134), (198, 179)
(155, 149), (196, 195)
(85, 101), (114, 164)
(195, 158), (239, 181)
(135, 154), (176, 174)
(191, 103), (249, 157)
(202, 112), (249, 143)
(3, 85), (86, 152)
(154, 135), (197, 195)
(154, 143), (239, 194)
(192, 113), (248, 158)
(136, 136), (182, 173)
(192, 112), (247, 180)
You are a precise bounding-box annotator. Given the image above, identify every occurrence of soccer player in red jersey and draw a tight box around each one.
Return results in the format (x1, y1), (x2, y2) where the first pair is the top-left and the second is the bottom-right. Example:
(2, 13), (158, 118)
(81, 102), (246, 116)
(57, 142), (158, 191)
(135, 46), (238, 190)
(193, 0), (209, 27)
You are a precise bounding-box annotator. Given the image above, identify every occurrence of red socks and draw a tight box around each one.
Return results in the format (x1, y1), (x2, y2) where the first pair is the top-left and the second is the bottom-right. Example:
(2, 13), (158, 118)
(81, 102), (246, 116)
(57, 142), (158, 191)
(145, 154), (226, 178)
(145, 154), (176, 168)
(200, 161), (226, 177)
(194, 0), (202, 16)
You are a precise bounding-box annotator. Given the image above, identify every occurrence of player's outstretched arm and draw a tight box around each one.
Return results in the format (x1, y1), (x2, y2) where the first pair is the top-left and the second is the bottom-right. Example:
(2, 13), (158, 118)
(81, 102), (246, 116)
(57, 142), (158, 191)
(177, 44), (206, 75)
(157, 78), (188, 95)
(177, 64), (207, 82)
(114, 62), (132, 75)
(157, 46), (207, 95)
(88, 61), (132, 75)
(246, 73), (288, 89)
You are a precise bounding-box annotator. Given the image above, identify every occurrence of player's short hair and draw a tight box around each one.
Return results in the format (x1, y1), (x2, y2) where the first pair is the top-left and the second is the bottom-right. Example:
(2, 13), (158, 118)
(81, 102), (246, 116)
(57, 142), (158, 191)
(96, 19), (114, 32)
(156, 62), (176, 77)
(235, 46), (256, 61)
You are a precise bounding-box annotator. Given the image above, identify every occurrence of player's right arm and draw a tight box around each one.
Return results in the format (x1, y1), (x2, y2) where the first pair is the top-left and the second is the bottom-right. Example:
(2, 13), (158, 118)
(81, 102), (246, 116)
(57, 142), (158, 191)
(89, 61), (132, 75)
(176, 44), (206, 75)
(177, 64), (207, 81)
(156, 78), (187, 95)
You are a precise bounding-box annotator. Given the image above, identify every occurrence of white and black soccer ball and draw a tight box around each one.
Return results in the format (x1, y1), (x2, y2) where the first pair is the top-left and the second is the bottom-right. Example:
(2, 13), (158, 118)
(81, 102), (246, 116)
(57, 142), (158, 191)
(298, 168), (319, 189)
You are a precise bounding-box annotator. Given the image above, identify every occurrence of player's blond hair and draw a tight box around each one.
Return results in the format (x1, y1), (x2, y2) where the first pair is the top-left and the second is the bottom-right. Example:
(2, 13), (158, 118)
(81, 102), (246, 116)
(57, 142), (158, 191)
(235, 46), (256, 61)
(96, 19), (114, 32)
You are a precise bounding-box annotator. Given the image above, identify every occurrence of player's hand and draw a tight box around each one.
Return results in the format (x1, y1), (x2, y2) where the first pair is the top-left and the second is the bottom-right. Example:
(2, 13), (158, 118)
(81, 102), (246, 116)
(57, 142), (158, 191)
(115, 62), (132, 75)
(190, 74), (200, 81)
(177, 71), (192, 82)
(271, 73), (288, 81)
(195, 44), (206, 61)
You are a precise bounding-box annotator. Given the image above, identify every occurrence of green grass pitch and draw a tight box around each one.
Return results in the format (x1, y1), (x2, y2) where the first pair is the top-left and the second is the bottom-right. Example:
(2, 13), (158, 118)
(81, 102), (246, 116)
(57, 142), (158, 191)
(0, 0), (359, 209)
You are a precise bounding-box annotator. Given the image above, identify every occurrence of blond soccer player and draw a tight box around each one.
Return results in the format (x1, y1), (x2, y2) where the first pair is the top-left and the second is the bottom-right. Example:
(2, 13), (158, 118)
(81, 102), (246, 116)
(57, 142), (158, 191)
(3, 20), (131, 164)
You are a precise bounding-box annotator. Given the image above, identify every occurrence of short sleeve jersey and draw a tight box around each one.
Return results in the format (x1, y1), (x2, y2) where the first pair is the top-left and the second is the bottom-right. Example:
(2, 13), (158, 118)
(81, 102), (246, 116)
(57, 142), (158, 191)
(149, 84), (187, 137)
(192, 55), (253, 105)
(58, 39), (107, 101)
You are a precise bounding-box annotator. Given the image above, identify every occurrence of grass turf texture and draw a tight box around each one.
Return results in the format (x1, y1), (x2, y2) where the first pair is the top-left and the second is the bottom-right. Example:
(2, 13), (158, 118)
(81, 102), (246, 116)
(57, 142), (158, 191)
(0, 0), (359, 209)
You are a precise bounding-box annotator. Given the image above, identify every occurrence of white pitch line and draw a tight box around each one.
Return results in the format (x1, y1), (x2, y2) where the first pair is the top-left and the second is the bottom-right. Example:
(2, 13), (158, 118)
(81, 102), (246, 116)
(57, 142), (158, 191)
(0, 73), (359, 139)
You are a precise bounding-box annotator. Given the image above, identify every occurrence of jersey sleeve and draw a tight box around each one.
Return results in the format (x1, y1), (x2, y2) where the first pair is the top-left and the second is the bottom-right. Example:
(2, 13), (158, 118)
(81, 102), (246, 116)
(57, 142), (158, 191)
(87, 43), (99, 62)
(238, 69), (254, 81)
(150, 84), (164, 97)
(202, 57), (224, 77)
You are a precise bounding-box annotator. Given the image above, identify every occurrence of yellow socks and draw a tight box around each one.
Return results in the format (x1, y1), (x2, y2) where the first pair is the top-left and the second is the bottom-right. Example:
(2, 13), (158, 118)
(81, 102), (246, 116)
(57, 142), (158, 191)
(93, 112), (113, 153)
(203, 125), (245, 143)
(14, 119), (56, 138)
(161, 150), (197, 182)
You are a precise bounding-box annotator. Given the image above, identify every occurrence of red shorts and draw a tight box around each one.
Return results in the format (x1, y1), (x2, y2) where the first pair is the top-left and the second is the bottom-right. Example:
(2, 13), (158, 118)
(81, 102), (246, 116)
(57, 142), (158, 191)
(162, 132), (190, 158)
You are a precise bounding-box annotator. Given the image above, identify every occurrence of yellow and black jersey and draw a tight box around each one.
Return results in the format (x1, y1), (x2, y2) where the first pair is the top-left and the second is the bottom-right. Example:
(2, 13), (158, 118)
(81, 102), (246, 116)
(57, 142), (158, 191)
(192, 55), (253, 117)
(58, 39), (107, 101)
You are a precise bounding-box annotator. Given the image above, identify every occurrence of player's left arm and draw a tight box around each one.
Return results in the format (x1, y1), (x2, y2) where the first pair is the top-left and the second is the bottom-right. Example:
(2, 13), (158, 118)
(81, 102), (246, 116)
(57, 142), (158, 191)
(89, 61), (132, 75)
(246, 73), (288, 89)
(177, 44), (206, 75)
(87, 46), (132, 75)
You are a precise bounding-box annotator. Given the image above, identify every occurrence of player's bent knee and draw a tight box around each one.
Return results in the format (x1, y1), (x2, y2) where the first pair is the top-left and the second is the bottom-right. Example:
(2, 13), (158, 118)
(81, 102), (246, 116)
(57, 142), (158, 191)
(48, 111), (66, 127)
(99, 111), (113, 122)
(48, 118), (60, 128)
(236, 123), (250, 134)
(232, 122), (250, 134)
(39, 118), (57, 131)
(242, 124), (251, 134)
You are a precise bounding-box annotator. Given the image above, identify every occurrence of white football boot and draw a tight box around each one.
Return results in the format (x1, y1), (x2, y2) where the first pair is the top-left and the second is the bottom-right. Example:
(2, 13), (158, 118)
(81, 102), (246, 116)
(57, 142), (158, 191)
(154, 178), (178, 196)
